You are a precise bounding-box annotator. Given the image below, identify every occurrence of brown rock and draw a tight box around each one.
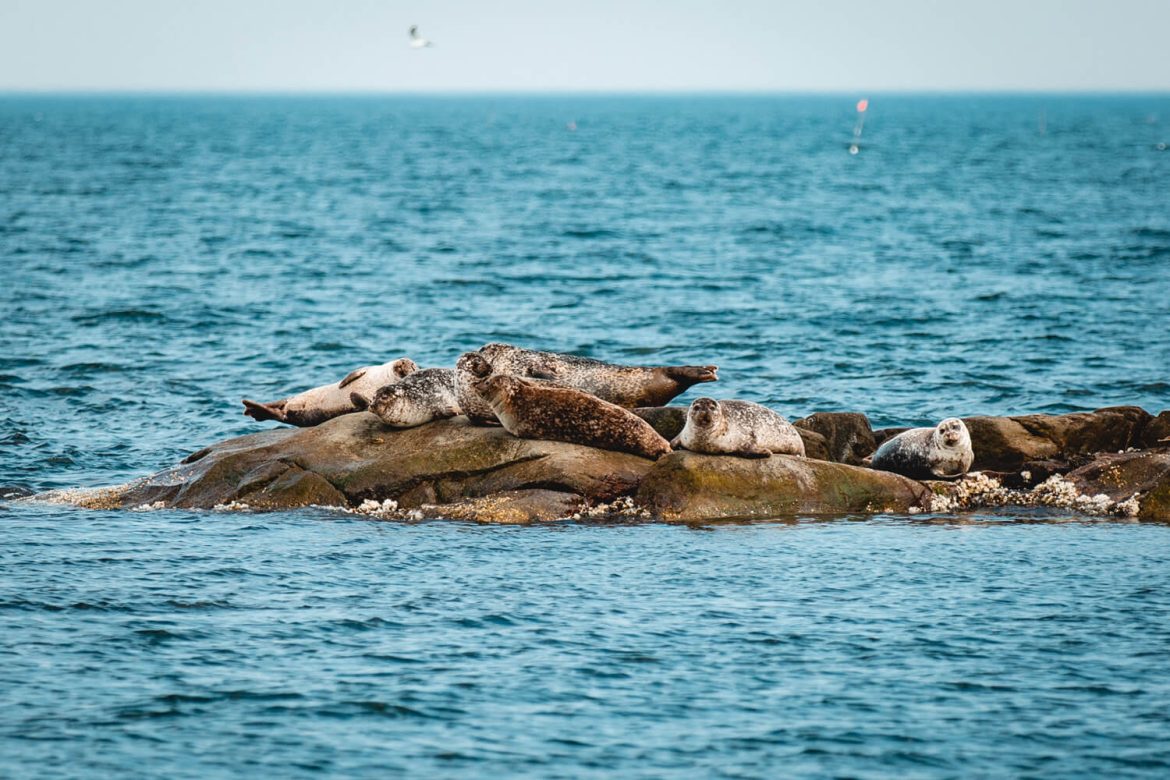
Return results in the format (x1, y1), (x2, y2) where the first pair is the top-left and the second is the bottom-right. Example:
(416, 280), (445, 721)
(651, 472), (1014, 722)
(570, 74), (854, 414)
(45, 414), (654, 512)
(794, 412), (876, 464)
(1066, 451), (1170, 522)
(636, 451), (931, 521)
(1140, 411), (1170, 449)
(631, 406), (688, 441)
(796, 428), (831, 461)
(964, 406), (1152, 471)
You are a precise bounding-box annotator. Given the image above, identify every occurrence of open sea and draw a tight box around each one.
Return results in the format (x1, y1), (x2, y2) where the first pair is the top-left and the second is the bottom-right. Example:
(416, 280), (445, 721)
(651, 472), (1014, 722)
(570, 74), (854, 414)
(2, 94), (1170, 777)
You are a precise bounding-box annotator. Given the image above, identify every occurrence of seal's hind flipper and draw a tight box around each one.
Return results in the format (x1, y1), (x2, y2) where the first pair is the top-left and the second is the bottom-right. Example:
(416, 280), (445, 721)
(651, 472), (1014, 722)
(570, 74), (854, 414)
(242, 399), (284, 423)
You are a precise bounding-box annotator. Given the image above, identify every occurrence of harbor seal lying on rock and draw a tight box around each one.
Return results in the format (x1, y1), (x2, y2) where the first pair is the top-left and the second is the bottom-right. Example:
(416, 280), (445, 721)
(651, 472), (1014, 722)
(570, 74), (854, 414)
(671, 398), (806, 458)
(455, 352), (501, 425)
(242, 357), (418, 426)
(352, 368), (460, 428)
(477, 343), (717, 408)
(474, 374), (672, 460)
(870, 417), (974, 480)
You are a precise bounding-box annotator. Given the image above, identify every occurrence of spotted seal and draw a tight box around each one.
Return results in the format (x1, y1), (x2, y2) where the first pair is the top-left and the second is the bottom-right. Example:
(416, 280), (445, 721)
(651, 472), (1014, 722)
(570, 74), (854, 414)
(869, 417), (974, 480)
(473, 374), (672, 459)
(242, 357), (418, 427)
(670, 397), (805, 458)
(454, 352), (501, 425)
(350, 368), (460, 428)
(477, 343), (717, 408)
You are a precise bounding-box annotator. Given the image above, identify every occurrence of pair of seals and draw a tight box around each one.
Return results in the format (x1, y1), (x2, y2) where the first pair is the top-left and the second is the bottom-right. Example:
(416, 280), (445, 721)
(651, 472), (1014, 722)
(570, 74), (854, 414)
(672, 398), (806, 458)
(351, 368), (460, 428)
(475, 375), (672, 460)
(870, 418), (974, 479)
(242, 358), (418, 427)
(477, 343), (718, 409)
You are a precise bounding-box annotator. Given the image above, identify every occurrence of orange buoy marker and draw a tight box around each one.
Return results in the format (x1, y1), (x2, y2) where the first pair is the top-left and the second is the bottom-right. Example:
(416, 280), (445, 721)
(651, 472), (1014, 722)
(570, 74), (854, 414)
(850, 98), (868, 155)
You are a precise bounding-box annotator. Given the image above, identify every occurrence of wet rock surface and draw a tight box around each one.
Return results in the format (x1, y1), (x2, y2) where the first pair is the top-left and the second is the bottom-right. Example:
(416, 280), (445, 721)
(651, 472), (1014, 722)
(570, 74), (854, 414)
(28, 406), (1170, 523)
(636, 452), (932, 521)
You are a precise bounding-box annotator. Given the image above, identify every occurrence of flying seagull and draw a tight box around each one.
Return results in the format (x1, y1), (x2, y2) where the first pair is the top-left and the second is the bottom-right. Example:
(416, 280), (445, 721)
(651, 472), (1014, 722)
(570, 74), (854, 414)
(409, 25), (434, 48)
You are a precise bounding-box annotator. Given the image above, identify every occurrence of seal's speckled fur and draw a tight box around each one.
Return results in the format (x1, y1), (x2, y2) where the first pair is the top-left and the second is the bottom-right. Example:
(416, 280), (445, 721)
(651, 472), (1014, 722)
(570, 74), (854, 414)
(455, 352), (500, 425)
(672, 397), (805, 458)
(475, 374), (672, 460)
(478, 343), (717, 408)
(353, 368), (460, 428)
(242, 357), (418, 427)
(871, 418), (973, 479)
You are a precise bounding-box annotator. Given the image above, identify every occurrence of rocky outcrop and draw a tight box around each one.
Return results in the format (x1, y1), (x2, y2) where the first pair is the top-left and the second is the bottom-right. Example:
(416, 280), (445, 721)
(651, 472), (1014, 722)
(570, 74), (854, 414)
(1065, 451), (1170, 522)
(793, 412), (875, 465)
(29, 406), (1170, 523)
(960, 406), (1152, 471)
(636, 452), (931, 521)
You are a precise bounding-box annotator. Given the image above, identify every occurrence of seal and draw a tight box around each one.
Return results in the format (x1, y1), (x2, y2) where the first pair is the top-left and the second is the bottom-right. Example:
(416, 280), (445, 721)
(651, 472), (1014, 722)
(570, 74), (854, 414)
(454, 351), (500, 425)
(351, 368), (460, 428)
(242, 357), (418, 427)
(477, 343), (718, 408)
(869, 417), (974, 480)
(670, 397), (806, 458)
(473, 374), (672, 460)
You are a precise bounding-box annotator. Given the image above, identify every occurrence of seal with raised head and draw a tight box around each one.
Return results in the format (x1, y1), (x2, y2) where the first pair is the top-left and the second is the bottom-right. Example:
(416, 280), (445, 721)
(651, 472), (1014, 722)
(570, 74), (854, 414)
(473, 374), (672, 460)
(671, 397), (806, 458)
(869, 417), (974, 480)
(477, 343), (717, 408)
(454, 351), (500, 425)
(242, 357), (418, 427)
(351, 368), (460, 428)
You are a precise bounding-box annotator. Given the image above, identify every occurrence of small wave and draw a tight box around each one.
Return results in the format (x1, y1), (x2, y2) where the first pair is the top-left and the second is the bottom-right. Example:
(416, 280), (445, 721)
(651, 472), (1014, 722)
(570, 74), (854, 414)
(71, 309), (168, 325)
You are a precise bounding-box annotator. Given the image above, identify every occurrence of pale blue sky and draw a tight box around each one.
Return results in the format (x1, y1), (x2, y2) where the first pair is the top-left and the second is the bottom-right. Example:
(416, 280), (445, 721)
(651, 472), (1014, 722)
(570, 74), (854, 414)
(1, 0), (1167, 92)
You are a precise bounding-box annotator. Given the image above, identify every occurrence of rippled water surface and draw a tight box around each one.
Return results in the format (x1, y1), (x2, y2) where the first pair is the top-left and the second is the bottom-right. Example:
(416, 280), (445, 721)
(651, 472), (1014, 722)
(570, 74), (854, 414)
(3, 95), (1170, 776)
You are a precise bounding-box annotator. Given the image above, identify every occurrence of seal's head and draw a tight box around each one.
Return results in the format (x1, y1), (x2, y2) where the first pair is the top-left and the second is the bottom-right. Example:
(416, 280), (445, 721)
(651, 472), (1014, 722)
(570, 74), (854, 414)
(391, 357), (420, 378)
(934, 417), (970, 449)
(456, 351), (493, 379)
(351, 384), (429, 427)
(688, 397), (725, 432)
(471, 373), (523, 407)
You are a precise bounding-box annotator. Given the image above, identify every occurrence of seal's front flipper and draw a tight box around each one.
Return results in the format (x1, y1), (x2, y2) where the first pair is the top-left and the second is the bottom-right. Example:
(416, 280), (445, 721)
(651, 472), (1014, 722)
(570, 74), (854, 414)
(338, 368), (367, 389)
(349, 392), (371, 411)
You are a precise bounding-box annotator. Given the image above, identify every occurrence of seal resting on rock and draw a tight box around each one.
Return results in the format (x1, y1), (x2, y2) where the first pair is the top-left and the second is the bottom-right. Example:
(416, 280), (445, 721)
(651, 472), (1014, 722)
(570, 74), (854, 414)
(242, 357), (418, 427)
(870, 417), (974, 480)
(455, 352), (502, 425)
(474, 374), (672, 460)
(671, 397), (805, 458)
(352, 368), (460, 428)
(477, 343), (717, 408)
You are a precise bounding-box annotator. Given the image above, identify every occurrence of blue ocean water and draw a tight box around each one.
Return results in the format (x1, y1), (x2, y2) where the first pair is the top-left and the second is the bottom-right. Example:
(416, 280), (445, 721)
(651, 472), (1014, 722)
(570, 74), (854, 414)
(2, 94), (1170, 777)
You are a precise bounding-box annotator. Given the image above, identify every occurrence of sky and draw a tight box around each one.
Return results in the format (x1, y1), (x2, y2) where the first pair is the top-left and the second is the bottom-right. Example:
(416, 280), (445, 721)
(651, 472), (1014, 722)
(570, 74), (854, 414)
(1, 0), (1168, 93)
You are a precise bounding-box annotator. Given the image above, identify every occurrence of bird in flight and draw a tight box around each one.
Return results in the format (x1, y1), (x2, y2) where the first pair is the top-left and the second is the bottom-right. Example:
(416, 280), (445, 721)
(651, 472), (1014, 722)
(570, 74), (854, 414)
(409, 26), (434, 48)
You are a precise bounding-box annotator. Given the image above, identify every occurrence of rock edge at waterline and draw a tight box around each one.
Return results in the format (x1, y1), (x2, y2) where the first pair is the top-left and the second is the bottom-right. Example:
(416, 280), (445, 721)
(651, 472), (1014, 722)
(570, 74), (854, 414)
(25, 406), (1170, 524)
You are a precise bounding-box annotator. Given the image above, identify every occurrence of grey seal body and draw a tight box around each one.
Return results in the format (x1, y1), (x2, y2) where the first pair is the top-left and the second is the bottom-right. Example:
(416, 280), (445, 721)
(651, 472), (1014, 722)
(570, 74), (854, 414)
(477, 343), (717, 408)
(474, 374), (672, 460)
(242, 357), (418, 427)
(671, 398), (805, 458)
(870, 418), (974, 480)
(353, 368), (460, 428)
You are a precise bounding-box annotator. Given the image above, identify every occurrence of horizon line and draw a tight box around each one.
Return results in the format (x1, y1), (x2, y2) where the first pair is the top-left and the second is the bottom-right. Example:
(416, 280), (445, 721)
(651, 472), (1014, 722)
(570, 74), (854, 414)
(3, 87), (1169, 98)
